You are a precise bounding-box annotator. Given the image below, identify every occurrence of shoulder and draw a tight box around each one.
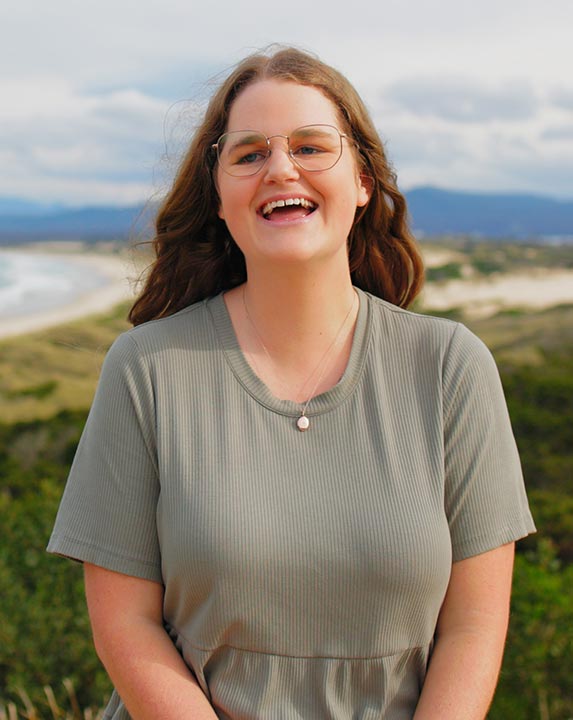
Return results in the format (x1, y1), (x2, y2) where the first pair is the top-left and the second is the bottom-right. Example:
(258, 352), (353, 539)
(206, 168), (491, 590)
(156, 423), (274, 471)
(126, 296), (215, 349)
(362, 290), (489, 363)
(98, 296), (221, 388)
(365, 290), (458, 337)
(106, 295), (219, 360)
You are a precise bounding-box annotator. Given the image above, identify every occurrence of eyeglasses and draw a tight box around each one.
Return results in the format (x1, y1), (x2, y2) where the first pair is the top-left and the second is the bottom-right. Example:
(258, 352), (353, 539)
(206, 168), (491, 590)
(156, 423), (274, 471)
(212, 124), (355, 177)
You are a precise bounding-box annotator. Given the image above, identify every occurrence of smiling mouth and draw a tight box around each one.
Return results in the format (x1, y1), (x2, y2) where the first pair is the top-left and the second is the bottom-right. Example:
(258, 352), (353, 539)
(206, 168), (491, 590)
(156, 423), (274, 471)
(260, 197), (317, 221)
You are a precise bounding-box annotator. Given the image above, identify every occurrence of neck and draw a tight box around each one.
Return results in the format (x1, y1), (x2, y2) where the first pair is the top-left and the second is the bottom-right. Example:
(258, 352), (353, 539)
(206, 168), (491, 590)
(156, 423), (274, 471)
(224, 260), (358, 404)
(239, 260), (356, 355)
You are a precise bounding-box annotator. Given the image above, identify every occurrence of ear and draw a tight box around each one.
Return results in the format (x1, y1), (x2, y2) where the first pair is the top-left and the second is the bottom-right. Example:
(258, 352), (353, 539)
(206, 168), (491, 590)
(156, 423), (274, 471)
(213, 176), (225, 219)
(356, 172), (372, 208)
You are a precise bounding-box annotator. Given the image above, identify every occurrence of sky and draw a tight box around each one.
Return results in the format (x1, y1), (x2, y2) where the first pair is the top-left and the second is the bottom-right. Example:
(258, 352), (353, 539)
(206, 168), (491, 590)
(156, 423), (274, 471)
(1, 0), (572, 208)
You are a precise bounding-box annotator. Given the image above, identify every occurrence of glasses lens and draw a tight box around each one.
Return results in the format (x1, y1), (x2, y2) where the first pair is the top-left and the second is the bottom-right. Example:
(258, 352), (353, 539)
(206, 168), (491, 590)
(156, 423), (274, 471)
(289, 125), (343, 172)
(217, 131), (269, 176)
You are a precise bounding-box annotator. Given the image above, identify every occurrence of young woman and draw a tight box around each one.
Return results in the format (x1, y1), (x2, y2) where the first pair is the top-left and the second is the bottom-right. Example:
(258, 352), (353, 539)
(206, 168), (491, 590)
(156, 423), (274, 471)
(48, 47), (535, 719)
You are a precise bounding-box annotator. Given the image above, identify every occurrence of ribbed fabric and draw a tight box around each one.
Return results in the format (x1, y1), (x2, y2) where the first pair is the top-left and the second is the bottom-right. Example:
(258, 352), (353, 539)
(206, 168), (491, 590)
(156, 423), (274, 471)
(48, 289), (535, 719)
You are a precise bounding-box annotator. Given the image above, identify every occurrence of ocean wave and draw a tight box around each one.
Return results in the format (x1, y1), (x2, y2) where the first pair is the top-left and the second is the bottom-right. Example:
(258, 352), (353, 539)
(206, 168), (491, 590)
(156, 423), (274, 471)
(0, 252), (108, 318)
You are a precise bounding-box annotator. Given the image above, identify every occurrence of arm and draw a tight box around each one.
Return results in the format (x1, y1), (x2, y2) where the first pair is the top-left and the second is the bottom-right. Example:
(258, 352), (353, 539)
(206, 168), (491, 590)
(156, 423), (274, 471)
(84, 563), (218, 720)
(413, 542), (515, 720)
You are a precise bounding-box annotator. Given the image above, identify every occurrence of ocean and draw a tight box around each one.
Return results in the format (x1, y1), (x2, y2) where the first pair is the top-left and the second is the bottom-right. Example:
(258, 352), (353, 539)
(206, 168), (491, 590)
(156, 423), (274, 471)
(0, 251), (110, 320)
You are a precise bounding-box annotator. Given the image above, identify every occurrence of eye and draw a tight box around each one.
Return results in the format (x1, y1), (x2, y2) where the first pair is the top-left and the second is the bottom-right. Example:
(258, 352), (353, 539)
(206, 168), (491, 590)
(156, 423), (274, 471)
(290, 128), (339, 157)
(294, 145), (323, 156)
(224, 135), (268, 167)
(236, 150), (267, 165)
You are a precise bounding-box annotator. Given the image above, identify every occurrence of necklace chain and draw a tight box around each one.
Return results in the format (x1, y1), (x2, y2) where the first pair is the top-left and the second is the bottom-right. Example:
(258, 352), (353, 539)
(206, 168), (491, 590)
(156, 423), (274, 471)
(242, 286), (357, 431)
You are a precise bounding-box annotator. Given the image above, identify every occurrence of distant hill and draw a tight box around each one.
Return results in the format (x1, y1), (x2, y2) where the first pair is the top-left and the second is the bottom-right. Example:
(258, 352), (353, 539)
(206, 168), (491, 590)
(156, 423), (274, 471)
(0, 204), (153, 244)
(0, 198), (65, 217)
(406, 187), (573, 240)
(0, 188), (572, 243)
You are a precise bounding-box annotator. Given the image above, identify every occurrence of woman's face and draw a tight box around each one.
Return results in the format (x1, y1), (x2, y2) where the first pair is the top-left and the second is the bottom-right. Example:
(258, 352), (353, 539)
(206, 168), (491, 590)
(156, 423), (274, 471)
(216, 79), (370, 272)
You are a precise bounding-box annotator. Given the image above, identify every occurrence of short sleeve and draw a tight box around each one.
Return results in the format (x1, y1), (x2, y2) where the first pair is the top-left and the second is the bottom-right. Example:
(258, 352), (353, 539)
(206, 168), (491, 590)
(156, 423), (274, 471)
(47, 332), (162, 582)
(442, 324), (535, 562)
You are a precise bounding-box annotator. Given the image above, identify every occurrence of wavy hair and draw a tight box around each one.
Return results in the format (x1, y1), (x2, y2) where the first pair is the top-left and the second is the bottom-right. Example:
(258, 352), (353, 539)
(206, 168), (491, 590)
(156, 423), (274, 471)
(129, 46), (424, 325)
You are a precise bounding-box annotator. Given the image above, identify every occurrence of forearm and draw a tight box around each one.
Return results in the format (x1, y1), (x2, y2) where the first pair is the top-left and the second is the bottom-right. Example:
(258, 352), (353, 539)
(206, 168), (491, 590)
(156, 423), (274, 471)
(414, 544), (514, 720)
(84, 564), (218, 720)
(413, 626), (505, 720)
(93, 614), (218, 720)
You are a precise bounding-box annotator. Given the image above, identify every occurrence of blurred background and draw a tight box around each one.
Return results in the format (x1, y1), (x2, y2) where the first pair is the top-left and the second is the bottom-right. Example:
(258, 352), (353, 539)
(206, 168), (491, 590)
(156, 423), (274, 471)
(1, 1), (572, 718)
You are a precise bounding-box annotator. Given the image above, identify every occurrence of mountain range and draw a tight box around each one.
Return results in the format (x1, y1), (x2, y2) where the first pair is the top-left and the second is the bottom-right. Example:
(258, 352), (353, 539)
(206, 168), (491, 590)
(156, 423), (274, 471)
(0, 187), (572, 243)
(406, 188), (573, 240)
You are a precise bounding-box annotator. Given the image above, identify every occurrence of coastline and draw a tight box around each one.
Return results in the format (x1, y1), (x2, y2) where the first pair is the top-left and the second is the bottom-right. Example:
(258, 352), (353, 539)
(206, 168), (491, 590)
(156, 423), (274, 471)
(419, 269), (573, 318)
(0, 249), (139, 340)
(1, 246), (572, 340)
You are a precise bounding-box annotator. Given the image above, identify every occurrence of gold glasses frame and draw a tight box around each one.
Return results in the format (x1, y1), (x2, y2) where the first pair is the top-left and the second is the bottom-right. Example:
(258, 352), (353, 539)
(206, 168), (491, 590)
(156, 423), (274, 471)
(212, 124), (356, 177)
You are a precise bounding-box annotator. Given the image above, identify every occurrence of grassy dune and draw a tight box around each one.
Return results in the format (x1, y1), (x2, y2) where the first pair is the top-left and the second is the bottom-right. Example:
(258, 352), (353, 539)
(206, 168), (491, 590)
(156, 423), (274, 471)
(0, 303), (131, 424)
(437, 303), (573, 366)
(2, 239), (572, 425)
(1, 240), (572, 718)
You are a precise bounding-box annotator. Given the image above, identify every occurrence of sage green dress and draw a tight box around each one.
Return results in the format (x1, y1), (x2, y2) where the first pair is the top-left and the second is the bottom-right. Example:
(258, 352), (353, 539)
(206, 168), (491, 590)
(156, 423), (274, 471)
(48, 289), (535, 719)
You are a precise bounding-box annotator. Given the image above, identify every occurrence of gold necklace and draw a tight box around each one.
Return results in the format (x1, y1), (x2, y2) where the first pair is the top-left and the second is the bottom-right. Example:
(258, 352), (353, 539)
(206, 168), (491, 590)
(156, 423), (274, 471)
(242, 286), (357, 432)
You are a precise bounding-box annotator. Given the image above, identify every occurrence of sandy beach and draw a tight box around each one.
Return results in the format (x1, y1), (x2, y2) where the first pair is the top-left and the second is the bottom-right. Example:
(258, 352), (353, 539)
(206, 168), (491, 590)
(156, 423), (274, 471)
(1, 246), (572, 340)
(0, 250), (139, 340)
(418, 245), (573, 317)
(420, 269), (573, 318)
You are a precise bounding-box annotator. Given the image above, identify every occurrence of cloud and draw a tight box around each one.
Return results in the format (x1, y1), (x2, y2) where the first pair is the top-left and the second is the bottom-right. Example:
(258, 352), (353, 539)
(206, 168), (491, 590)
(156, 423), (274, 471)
(383, 77), (538, 123)
(2, 0), (572, 91)
(0, 79), (171, 204)
(369, 93), (573, 198)
(542, 125), (573, 141)
(550, 88), (573, 111)
(2, 0), (573, 203)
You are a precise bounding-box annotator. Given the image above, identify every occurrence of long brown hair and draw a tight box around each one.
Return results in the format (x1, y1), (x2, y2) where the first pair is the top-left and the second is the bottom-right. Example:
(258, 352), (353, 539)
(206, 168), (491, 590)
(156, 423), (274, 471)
(129, 47), (424, 326)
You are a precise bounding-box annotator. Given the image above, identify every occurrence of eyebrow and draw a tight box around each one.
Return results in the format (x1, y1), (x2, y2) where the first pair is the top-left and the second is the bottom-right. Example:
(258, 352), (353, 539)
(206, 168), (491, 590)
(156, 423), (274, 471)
(225, 133), (266, 150)
(292, 127), (333, 138)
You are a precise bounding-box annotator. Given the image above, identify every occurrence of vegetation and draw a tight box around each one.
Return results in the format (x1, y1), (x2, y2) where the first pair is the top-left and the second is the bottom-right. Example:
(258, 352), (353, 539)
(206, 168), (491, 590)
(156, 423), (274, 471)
(424, 261), (464, 282)
(1, 241), (572, 717)
(0, 681), (104, 720)
(492, 542), (573, 720)
(422, 237), (573, 274)
(0, 302), (131, 425)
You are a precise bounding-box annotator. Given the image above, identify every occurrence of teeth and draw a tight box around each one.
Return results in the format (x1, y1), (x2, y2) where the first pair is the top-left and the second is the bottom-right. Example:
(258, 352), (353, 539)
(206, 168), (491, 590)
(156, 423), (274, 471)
(262, 198), (316, 216)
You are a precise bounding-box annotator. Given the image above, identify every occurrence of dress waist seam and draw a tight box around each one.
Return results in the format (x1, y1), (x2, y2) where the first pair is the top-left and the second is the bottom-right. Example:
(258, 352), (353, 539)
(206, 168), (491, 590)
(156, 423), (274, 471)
(174, 631), (428, 661)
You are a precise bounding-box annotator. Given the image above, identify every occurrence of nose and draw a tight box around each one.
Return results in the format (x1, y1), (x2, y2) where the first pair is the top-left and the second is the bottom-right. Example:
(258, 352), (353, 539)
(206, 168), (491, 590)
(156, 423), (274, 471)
(263, 136), (300, 182)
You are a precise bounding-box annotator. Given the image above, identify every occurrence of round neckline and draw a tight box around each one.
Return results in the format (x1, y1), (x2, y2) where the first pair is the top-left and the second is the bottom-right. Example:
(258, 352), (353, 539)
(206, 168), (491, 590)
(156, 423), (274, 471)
(207, 287), (371, 419)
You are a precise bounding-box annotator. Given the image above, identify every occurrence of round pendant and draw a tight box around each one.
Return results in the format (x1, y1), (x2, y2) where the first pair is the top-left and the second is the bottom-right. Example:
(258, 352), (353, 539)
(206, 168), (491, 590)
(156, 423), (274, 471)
(296, 414), (310, 432)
